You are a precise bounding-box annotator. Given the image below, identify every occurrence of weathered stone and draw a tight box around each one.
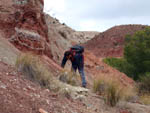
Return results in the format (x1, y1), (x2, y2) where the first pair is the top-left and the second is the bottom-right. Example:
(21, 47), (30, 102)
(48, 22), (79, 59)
(0, 0), (52, 58)
(0, 81), (7, 89)
(39, 108), (48, 113)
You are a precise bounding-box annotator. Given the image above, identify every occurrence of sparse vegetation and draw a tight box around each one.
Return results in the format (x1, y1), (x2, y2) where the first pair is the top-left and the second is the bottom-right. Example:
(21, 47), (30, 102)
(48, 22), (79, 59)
(103, 58), (135, 78)
(93, 76), (137, 107)
(59, 69), (80, 86)
(93, 78), (106, 95)
(58, 31), (67, 39)
(104, 27), (150, 81)
(139, 94), (150, 105)
(138, 73), (150, 94)
(106, 80), (122, 107)
(16, 53), (52, 88)
(103, 28), (150, 104)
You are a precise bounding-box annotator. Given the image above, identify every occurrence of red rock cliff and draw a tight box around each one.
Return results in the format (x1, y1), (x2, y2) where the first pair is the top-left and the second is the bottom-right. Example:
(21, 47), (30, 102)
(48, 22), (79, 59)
(0, 0), (52, 58)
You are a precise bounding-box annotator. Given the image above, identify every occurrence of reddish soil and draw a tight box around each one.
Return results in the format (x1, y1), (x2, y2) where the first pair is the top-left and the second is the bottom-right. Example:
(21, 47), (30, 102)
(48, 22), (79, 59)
(84, 51), (134, 87)
(1, 61), (125, 113)
(0, 1), (149, 113)
(84, 25), (147, 57)
(0, 61), (89, 113)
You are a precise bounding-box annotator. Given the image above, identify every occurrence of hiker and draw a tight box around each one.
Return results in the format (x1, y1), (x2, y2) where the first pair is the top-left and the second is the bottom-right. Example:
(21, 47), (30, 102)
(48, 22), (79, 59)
(61, 45), (87, 88)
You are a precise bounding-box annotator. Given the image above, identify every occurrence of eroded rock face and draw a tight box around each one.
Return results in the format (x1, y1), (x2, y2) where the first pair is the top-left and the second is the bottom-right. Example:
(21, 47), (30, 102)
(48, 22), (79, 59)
(0, 0), (52, 58)
(44, 14), (99, 64)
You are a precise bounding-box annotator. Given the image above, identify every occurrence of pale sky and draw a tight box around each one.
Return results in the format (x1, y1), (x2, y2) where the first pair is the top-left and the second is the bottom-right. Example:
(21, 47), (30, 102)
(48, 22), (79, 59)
(44, 0), (150, 32)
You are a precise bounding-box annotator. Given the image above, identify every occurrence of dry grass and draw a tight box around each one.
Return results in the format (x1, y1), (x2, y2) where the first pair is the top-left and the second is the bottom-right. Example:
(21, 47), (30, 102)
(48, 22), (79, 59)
(93, 78), (106, 95)
(93, 75), (137, 107)
(139, 94), (150, 105)
(59, 69), (80, 86)
(16, 53), (52, 88)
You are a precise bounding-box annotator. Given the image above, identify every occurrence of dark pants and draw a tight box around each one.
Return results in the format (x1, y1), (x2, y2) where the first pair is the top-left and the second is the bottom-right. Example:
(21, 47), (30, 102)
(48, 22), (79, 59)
(71, 64), (86, 87)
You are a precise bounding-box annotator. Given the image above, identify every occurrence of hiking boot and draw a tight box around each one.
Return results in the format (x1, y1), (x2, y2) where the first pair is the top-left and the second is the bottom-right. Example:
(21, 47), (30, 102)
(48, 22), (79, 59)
(82, 84), (86, 88)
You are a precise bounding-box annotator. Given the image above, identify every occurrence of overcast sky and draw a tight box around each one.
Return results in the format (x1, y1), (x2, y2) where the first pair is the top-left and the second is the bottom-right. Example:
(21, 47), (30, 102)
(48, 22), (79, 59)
(44, 0), (150, 32)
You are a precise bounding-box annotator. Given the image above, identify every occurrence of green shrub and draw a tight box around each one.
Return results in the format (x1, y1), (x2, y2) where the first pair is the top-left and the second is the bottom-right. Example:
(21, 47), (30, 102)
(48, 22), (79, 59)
(103, 57), (135, 78)
(104, 27), (150, 80)
(124, 27), (150, 80)
(16, 53), (52, 88)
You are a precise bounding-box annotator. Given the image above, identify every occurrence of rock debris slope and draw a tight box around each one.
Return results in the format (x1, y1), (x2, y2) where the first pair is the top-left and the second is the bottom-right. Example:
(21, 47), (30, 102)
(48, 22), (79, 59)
(0, 0), (150, 113)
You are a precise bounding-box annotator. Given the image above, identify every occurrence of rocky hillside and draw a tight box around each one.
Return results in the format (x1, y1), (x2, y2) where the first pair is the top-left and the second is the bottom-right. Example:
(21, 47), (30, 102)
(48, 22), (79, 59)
(44, 14), (98, 44)
(0, 0), (150, 113)
(84, 25), (147, 57)
(0, 0), (98, 64)
(0, 61), (94, 113)
(0, 58), (150, 113)
(44, 14), (98, 64)
(0, 0), (54, 58)
(0, 30), (20, 65)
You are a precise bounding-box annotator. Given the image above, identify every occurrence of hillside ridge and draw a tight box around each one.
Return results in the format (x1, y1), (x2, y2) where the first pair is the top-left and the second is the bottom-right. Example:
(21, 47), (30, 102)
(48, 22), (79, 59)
(0, 0), (150, 113)
(84, 24), (147, 57)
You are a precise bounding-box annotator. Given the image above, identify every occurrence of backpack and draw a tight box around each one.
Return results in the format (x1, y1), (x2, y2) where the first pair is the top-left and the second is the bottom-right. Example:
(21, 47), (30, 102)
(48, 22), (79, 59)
(70, 45), (84, 53)
(67, 45), (84, 61)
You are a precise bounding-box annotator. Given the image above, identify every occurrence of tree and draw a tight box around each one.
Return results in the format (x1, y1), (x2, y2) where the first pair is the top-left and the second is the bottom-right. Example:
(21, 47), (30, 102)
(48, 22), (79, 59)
(124, 27), (150, 80)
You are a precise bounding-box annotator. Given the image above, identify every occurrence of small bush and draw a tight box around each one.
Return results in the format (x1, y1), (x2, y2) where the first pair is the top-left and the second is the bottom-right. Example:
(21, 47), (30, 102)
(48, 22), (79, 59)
(103, 57), (135, 79)
(58, 31), (67, 39)
(93, 76), (136, 107)
(93, 77), (108, 95)
(139, 73), (150, 94)
(16, 53), (52, 88)
(106, 81), (122, 107)
(59, 69), (80, 86)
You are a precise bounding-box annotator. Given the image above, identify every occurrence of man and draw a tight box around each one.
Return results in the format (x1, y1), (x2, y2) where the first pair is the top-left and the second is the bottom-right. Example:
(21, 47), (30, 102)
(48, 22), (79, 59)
(61, 45), (87, 88)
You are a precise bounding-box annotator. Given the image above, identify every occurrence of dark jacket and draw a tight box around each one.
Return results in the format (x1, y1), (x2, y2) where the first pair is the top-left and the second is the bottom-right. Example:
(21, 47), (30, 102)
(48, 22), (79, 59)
(61, 50), (84, 68)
